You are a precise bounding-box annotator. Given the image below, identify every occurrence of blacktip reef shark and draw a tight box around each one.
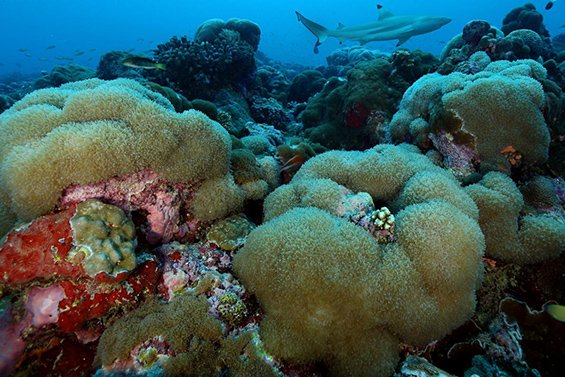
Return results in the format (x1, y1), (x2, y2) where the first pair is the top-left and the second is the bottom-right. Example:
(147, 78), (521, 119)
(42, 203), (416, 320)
(296, 4), (451, 54)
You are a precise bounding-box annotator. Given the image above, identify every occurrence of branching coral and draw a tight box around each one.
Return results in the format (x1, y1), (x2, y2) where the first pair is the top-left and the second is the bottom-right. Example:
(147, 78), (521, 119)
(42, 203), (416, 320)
(153, 18), (260, 99)
(233, 144), (485, 376)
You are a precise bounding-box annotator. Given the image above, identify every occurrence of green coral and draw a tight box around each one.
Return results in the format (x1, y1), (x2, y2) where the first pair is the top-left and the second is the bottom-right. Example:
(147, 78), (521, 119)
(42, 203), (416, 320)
(206, 214), (256, 251)
(301, 58), (404, 150)
(218, 291), (248, 325)
(234, 144), (485, 376)
(301, 52), (436, 150)
(32, 64), (95, 90)
(69, 199), (137, 277)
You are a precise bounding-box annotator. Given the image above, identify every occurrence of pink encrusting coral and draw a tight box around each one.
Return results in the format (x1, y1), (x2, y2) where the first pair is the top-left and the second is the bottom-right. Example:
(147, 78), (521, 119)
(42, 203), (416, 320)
(60, 169), (203, 245)
(429, 130), (480, 178)
(26, 285), (65, 327)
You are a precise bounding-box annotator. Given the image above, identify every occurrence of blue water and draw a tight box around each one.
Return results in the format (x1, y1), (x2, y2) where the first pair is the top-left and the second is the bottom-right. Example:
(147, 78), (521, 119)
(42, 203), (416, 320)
(0, 0), (562, 76)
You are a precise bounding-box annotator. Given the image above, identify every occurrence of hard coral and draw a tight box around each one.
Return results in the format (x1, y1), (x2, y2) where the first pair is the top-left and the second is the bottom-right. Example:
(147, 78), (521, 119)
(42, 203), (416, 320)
(154, 18), (259, 99)
(234, 144), (485, 376)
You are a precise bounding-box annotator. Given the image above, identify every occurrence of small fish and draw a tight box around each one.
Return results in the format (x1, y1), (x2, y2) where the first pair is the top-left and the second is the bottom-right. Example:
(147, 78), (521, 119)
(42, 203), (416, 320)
(74, 51), (85, 56)
(89, 48), (97, 51)
(545, 0), (556, 10)
(122, 56), (166, 70)
(544, 303), (565, 322)
(46, 45), (56, 50)
(24, 53), (32, 58)
(55, 56), (74, 61)
(18, 48), (28, 53)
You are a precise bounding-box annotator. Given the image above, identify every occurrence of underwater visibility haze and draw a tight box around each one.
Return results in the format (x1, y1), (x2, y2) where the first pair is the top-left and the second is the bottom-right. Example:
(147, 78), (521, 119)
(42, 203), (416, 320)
(0, 0), (564, 376)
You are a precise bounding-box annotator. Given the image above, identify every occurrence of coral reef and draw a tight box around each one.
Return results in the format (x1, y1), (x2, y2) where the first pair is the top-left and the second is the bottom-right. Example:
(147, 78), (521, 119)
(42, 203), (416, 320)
(465, 172), (565, 264)
(301, 51), (436, 150)
(0, 78), (247, 234)
(324, 46), (388, 77)
(234, 144), (485, 376)
(95, 292), (277, 377)
(0, 94), (14, 114)
(249, 96), (293, 130)
(96, 51), (144, 80)
(153, 18), (260, 99)
(1, 4), (565, 376)
(287, 70), (326, 103)
(389, 60), (549, 175)
(32, 64), (95, 90)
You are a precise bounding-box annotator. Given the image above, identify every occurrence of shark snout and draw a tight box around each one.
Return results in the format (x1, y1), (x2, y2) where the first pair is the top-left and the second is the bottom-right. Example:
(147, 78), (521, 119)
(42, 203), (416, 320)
(439, 17), (452, 26)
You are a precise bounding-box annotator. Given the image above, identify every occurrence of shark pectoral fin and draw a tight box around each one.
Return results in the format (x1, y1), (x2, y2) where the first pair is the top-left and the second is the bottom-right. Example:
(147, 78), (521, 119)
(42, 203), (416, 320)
(397, 36), (411, 46)
(337, 22), (345, 29)
(376, 4), (395, 20)
(314, 41), (321, 54)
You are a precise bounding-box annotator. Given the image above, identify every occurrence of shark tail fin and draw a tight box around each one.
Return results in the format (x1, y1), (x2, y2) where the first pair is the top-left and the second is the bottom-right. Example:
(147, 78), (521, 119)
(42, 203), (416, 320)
(296, 11), (329, 54)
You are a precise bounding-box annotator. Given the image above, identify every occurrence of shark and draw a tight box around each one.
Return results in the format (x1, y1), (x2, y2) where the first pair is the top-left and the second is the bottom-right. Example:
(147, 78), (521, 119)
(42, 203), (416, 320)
(296, 4), (451, 53)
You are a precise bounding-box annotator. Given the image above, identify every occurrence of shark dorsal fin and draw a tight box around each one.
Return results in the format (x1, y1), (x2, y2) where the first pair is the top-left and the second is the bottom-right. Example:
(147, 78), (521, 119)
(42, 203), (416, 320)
(337, 22), (345, 29)
(376, 4), (395, 20)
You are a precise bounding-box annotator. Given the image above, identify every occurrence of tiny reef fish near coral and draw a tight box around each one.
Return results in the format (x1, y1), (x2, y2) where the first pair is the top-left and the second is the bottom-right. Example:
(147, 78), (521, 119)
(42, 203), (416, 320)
(545, 0), (556, 10)
(296, 4), (451, 53)
(122, 56), (166, 70)
(544, 303), (565, 322)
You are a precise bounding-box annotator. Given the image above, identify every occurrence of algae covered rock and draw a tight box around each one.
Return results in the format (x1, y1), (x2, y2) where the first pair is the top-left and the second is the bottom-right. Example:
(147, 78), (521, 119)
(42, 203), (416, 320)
(301, 52), (436, 150)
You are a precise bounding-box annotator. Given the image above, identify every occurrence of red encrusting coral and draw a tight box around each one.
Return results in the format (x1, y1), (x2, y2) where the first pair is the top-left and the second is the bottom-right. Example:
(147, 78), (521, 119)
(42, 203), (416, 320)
(344, 101), (370, 129)
(56, 260), (161, 332)
(0, 205), (81, 285)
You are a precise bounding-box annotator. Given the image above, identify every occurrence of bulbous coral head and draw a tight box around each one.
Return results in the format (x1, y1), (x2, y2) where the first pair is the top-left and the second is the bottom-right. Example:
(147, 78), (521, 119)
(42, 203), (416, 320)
(0, 78), (249, 236)
(234, 144), (485, 376)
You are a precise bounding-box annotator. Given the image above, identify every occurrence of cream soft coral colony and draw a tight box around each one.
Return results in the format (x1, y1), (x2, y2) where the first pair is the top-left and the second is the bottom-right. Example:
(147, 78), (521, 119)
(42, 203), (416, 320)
(0, 78), (259, 234)
(0, 72), (563, 376)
